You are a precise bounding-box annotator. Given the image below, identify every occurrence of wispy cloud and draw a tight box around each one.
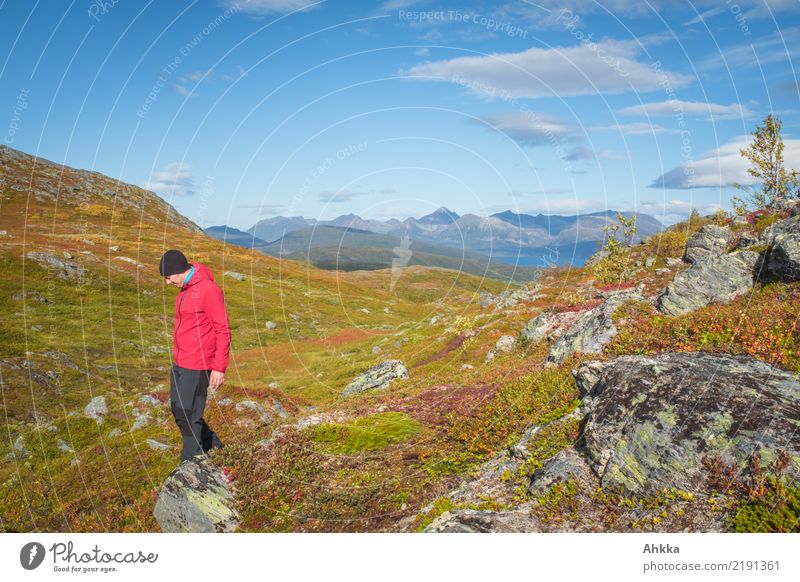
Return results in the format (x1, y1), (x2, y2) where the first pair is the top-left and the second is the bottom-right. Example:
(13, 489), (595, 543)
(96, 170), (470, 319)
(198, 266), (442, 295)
(475, 110), (666, 151)
(620, 100), (756, 120)
(172, 69), (213, 96)
(476, 111), (581, 146)
(400, 40), (691, 99)
(237, 203), (285, 215)
(650, 135), (800, 189)
(318, 190), (371, 203)
(698, 26), (800, 71)
(147, 163), (195, 197)
(222, 65), (247, 82)
(222, 0), (319, 15)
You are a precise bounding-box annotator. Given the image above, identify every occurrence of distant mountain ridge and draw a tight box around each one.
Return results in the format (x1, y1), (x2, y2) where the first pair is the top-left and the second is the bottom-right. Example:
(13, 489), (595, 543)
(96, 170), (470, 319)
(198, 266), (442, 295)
(246, 207), (664, 257)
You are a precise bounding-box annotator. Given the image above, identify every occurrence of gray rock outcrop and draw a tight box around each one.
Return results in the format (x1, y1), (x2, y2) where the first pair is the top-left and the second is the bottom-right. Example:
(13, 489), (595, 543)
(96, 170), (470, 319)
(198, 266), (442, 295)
(26, 251), (88, 282)
(764, 229), (800, 282)
(574, 352), (800, 495)
(154, 457), (239, 532)
(683, 225), (732, 263)
(547, 286), (644, 365)
(657, 251), (760, 316)
(528, 448), (593, 496)
(342, 360), (409, 397)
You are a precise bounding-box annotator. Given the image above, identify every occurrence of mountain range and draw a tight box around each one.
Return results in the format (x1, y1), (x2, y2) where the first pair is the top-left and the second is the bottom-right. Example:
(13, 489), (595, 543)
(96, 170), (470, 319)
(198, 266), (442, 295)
(205, 207), (663, 272)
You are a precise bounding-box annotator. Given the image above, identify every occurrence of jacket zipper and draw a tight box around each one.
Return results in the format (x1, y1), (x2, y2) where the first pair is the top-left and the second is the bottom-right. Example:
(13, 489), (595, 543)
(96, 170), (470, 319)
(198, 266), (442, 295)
(175, 288), (187, 362)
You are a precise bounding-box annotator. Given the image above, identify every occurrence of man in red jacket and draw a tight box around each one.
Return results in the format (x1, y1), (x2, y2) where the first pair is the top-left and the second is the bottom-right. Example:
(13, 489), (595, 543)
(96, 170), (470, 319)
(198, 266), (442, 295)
(159, 250), (230, 462)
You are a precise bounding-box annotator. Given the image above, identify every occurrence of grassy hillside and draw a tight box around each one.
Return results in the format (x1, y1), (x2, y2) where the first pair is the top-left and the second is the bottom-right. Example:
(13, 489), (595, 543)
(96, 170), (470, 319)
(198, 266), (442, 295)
(1, 145), (798, 533)
(0, 145), (512, 531)
(259, 225), (541, 283)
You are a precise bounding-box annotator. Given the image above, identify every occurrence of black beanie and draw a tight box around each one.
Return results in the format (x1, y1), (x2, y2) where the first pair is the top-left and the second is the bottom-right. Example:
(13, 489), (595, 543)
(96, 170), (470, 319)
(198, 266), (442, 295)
(159, 250), (190, 276)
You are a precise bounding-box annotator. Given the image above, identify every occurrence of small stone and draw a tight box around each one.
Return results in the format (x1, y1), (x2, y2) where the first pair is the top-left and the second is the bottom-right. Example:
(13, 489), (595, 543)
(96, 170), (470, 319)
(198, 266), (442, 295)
(372, 346), (382, 354)
(110, 245), (120, 252)
(495, 335), (516, 353)
(132, 414), (150, 431)
(57, 439), (74, 453)
(145, 439), (171, 451)
(223, 271), (246, 282)
(139, 394), (162, 407)
(13, 435), (28, 460)
(84, 396), (108, 420)
(265, 321), (277, 330)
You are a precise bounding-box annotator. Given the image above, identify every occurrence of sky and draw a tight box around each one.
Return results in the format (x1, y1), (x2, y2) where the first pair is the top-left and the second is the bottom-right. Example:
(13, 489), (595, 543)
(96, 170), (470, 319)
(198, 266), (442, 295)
(1, 0), (799, 229)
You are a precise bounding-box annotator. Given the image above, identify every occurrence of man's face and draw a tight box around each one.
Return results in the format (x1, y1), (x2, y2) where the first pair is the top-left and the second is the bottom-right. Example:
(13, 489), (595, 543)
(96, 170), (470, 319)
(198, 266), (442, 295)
(164, 271), (187, 288)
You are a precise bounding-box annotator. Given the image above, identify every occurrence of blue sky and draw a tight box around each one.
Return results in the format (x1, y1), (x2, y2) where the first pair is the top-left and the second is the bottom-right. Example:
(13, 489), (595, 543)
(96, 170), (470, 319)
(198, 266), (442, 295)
(1, 0), (799, 228)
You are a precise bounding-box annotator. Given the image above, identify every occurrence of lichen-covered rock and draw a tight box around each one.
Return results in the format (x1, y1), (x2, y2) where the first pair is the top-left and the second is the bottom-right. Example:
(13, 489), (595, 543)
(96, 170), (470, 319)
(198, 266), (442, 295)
(656, 251), (759, 316)
(762, 216), (800, 282)
(425, 508), (534, 532)
(759, 214), (800, 244)
(764, 231), (800, 282)
(25, 251), (88, 282)
(529, 448), (592, 496)
(547, 287), (643, 365)
(520, 312), (558, 343)
(683, 225), (732, 263)
(575, 352), (800, 495)
(342, 360), (409, 397)
(154, 457), (239, 532)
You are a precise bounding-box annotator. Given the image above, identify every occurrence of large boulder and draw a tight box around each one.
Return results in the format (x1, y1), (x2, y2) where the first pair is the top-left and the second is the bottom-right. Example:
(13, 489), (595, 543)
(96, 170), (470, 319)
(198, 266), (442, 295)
(154, 457), (239, 532)
(547, 287), (644, 365)
(574, 352), (800, 495)
(761, 215), (800, 282)
(342, 360), (409, 397)
(683, 225), (732, 263)
(656, 251), (760, 316)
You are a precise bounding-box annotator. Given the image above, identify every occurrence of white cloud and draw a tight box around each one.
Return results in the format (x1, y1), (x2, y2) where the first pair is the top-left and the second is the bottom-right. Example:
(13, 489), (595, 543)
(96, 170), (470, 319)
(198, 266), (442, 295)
(476, 111), (580, 146)
(223, 0), (318, 15)
(650, 135), (800, 189)
(400, 40), (692, 99)
(636, 199), (724, 226)
(621, 100), (756, 120)
(488, 197), (599, 215)
(147, 163), (195, 197)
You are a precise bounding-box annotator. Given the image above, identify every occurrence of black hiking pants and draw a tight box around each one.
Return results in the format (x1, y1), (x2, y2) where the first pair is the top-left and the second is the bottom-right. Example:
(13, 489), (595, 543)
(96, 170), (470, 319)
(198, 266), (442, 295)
(170, 363), (223, 461)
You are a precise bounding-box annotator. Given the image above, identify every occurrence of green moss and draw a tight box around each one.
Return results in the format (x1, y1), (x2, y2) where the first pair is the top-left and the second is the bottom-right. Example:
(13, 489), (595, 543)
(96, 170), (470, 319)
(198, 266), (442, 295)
(310, 412), (422, 454)
(731, 477), (800, 532)
(656, 408), (678, 428)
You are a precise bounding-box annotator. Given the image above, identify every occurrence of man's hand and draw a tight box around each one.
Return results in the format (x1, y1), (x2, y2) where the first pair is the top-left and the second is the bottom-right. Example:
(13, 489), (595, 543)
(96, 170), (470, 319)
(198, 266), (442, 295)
(209, 370), (225, 393)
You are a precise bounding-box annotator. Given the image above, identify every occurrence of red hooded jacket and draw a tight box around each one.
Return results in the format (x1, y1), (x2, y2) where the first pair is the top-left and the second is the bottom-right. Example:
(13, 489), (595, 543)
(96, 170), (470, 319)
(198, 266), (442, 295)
(173, 262), (230, 372)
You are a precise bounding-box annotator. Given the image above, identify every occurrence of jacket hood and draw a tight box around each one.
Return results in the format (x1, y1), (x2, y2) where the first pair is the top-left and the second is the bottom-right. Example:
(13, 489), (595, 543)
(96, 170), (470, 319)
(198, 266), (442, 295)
(183, 261), (214, 288)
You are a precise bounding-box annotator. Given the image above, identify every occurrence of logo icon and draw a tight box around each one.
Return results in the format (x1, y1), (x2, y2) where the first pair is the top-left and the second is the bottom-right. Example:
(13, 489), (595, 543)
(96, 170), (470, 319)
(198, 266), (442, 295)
(20, 542), (46, 570)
